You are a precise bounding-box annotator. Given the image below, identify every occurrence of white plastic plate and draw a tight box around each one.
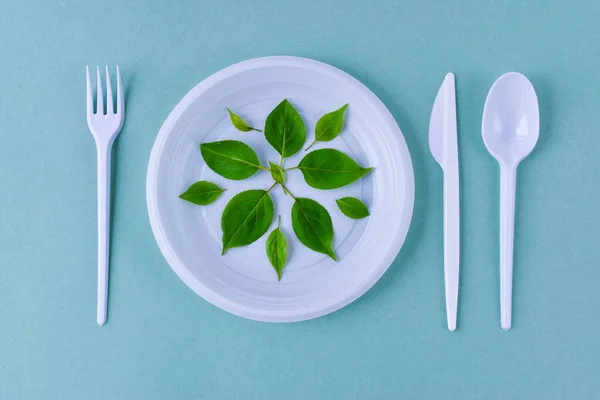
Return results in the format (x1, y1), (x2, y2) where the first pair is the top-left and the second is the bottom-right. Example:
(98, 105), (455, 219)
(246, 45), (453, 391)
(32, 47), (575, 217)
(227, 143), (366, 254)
(147, 56), (414, 322)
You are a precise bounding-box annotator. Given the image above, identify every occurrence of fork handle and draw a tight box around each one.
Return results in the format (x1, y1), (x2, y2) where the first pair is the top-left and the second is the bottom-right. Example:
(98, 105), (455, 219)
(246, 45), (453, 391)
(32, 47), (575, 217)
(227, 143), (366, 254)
(96, 143), (112, 326)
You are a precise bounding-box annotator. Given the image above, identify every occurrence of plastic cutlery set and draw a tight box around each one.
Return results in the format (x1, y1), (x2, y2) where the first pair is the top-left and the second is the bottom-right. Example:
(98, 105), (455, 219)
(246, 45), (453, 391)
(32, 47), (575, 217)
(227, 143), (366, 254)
(84, 61), (538, 329)
(429, 72), (539, 331)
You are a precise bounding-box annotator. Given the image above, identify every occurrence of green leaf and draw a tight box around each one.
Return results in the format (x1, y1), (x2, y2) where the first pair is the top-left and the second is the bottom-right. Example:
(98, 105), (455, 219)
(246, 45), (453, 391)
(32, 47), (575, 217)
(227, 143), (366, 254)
(305, 104), (348, 151)
(269, 162), (285, 184)
(336, 197), (370, 219)
(227, 108), (261, 132)
(221, 189), (275, 254)
(297, 148), (372, 190)
(264, 99), (306, 159)
(200, 140), (262, 180)
(179, 181), (225, 205)
(291, 197), (336, 260)
(266, 216), (287, 281)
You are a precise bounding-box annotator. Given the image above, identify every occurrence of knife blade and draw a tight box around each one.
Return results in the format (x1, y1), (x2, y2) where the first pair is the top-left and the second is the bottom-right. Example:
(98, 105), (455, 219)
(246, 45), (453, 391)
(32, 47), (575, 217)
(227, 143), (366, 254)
(428, 73), (460, 331)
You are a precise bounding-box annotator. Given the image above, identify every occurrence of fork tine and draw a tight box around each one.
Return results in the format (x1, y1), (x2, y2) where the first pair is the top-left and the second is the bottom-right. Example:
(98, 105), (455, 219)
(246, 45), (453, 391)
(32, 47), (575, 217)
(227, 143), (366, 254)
(116, 65), (124, 115)
(105, 66), (114, 114)
(86, 66), (93, 116)
(96, 66), (104, 115)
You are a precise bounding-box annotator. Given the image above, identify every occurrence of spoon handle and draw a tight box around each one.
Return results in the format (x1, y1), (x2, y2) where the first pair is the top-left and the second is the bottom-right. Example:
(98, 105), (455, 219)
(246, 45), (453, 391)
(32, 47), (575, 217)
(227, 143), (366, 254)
(500, 164), (517, 331)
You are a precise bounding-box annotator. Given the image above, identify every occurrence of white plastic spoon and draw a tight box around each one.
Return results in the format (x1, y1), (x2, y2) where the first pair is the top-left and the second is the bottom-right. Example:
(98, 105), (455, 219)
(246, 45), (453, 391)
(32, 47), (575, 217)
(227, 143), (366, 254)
(482, 72), (539, 331)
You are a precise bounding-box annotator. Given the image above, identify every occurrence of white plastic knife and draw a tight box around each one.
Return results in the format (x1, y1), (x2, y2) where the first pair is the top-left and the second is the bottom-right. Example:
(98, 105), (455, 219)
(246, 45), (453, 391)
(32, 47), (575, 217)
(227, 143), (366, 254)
(428, 73), (460, 331)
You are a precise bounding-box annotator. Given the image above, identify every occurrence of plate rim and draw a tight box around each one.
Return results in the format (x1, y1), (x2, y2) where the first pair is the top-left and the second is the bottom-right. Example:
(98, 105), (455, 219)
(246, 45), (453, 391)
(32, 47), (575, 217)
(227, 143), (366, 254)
(146, 56), (415, 322)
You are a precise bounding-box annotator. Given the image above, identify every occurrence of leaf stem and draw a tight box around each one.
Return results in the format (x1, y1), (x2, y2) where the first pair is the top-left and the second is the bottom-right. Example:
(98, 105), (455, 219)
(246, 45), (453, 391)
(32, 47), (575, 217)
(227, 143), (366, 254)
(305, 140), (316, 151)
(251, 128), (263, 132)
(283, 166), (299, 172)
(259, 165), (270, 171)
(267, 182), (278, 193)
(280, 183), (296, 200)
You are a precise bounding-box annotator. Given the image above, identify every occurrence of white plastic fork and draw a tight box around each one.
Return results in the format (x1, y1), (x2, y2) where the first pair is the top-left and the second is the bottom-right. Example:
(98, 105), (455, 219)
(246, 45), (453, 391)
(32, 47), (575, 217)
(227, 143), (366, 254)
(86, 65), (124, 326)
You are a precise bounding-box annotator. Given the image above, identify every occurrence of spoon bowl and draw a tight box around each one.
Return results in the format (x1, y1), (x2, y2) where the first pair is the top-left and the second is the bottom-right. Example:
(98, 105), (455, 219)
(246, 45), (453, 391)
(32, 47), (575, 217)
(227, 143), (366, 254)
(482, 72), (539, 166)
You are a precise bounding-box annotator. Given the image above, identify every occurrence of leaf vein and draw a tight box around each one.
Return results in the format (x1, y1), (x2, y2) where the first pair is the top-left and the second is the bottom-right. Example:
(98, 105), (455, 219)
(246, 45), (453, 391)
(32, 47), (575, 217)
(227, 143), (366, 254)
(202, 146), (262, 169)
(296, 201), (330, 254)
(223, 188), (273, 251)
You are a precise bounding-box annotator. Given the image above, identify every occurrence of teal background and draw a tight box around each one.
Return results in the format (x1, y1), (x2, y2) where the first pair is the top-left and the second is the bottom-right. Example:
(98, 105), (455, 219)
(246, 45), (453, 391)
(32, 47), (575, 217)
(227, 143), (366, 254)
(1, 0), (599, 398)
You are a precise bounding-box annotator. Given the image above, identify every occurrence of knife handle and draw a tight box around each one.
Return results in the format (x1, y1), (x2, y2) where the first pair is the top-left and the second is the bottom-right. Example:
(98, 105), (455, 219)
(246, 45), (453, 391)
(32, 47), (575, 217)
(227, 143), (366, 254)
(443, 164), (460, 331)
